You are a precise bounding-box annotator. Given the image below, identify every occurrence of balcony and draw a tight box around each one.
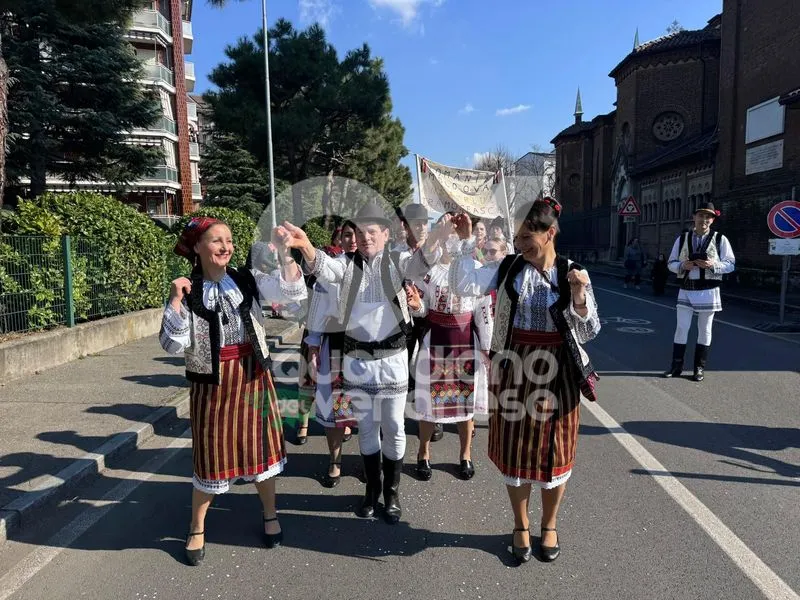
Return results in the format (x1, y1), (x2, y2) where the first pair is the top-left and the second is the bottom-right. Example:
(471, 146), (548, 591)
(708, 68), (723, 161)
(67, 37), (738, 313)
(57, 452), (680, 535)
(189, 142), (200, 160)
(182, 20), (193, 55)
(191, 182), (203, 199)
(143, 166), (180, 183)
(141, 63), (175, 90)
(184, 61), (195, 92)
(131, 9), (172, 41)
(187, 101), (198, 122)
(134, 116), (177, 137)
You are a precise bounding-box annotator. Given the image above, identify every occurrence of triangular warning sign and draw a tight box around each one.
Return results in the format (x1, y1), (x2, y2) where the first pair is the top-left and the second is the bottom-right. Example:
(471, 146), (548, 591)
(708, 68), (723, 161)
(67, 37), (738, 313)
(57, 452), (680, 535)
(618, 196), (641, 216)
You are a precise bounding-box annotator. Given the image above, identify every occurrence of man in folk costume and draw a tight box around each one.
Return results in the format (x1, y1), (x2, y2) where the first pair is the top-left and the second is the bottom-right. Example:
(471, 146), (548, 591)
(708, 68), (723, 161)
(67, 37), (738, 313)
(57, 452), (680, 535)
(663, 202), (735, 382)
(278, 203), (430, 524)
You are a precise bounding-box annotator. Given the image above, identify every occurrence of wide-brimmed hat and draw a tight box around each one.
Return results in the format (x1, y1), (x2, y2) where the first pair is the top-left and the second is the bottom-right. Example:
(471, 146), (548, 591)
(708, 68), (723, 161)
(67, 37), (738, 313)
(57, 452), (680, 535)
(695, 202), (721, 217)
(351, 203), (392, 228)
(402, 203), (429, 222)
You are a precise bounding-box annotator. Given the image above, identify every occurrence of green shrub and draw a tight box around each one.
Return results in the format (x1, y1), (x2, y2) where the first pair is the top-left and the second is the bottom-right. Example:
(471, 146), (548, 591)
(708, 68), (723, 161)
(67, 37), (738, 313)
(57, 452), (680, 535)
(12, 192), (170, 322)
(302, 221), (333, 249)
(172, 206), (256, 268)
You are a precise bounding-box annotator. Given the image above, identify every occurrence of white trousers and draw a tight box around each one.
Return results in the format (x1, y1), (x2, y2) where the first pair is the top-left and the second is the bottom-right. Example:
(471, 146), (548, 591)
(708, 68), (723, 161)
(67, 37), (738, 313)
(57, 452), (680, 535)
(355, 394), (407, 460)
(674, 306), (715, 345)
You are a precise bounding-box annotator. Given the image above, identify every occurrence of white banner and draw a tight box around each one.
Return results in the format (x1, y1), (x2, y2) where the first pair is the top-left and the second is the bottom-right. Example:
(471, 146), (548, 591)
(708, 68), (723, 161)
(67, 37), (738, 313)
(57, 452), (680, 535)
(416, 155), (509, 220)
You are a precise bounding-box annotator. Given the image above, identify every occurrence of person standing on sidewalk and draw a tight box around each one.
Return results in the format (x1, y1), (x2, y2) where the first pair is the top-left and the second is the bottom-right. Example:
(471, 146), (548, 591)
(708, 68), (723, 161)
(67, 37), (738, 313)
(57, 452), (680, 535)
(623, 238), (645, 289)
(160, 217), (307, 566)
(663, 202), (735, 382)
(278, 203), (430, 525)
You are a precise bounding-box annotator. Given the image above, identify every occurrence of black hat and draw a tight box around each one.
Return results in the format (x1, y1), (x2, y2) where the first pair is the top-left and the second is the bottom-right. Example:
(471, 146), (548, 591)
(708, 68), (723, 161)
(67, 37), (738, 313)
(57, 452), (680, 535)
(402, 203), (429, 222)
(351, 203), (392, 228)
(694, 202), (721, 217)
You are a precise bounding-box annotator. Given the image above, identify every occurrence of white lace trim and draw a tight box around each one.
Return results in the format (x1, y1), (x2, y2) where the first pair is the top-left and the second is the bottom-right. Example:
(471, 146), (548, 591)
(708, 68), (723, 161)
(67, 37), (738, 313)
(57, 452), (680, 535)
(191, 458), (287, 495)
(503, 469), (571, 489)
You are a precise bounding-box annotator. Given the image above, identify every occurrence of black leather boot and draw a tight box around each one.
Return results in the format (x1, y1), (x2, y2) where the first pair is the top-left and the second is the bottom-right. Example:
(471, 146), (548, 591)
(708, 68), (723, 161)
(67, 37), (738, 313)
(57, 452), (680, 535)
(693, 344), (710, 382)
(663, 343), (686, 378)
(357, 452), (382, 518)
(382, 455), (403, 524)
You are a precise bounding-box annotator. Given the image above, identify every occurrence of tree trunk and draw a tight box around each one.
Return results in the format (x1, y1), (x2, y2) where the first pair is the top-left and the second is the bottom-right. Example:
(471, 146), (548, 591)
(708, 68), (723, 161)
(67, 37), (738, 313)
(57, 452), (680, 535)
(321, 168), (334, 230)
(0, 42), (8, 207)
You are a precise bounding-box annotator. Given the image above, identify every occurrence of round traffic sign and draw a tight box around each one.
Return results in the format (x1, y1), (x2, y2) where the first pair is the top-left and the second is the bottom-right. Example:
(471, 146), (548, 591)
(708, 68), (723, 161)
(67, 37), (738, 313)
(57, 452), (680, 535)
(767, 201), (800, 239)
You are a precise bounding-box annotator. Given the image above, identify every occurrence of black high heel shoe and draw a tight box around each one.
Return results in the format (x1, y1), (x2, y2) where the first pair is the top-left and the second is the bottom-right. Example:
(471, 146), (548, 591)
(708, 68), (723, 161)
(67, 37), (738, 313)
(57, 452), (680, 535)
(416, 458), (432, 481)
(185, 530), (205, 566)
(458, 459), (475, 480)
(295, 424), (308, 445)
(263, 515), (283, 549)
(511, 527), (532, 564)
(540, 526), (560, 562)
(322, 460), (342, 488)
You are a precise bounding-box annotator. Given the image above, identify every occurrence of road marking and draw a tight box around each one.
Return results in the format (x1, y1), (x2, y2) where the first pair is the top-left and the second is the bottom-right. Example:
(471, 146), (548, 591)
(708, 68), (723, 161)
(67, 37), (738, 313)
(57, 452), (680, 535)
(594, 286), (800, 346)
(583, 400), (799, 600)
(0, 433), (192, 600)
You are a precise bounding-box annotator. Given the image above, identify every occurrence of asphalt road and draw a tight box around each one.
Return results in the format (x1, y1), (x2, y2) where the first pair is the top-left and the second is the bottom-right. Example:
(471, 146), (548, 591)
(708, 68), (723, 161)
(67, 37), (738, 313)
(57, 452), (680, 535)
(0, 273), (798, 600)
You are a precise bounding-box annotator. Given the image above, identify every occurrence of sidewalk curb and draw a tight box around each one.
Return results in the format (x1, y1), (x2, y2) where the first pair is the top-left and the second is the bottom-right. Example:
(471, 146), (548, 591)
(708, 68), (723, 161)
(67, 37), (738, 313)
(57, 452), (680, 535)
(0, 320), (301, 547)
(0, 389), (190, 547)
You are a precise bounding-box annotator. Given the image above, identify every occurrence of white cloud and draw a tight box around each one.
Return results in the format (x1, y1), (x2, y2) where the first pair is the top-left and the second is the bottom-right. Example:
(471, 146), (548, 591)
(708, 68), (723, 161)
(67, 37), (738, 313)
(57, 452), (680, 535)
(429, 57), (439, 66)
(472, 152), (490, 167)
(368, 0), (444, 29)
(496, 104), (532, 117)
(458, 103), (475, 115)
(299, 0), (337, 28)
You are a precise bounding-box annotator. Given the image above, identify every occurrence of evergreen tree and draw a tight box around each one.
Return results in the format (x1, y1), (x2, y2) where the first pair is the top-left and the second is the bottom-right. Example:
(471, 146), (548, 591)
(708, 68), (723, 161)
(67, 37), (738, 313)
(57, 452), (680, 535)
(2, 0), (161, 198)
(201, 134), (286, 222)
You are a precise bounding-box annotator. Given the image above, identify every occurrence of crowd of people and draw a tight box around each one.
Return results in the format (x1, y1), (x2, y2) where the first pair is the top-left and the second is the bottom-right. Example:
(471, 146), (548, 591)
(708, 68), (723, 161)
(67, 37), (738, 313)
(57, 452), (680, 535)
(158, 196), (734, 569)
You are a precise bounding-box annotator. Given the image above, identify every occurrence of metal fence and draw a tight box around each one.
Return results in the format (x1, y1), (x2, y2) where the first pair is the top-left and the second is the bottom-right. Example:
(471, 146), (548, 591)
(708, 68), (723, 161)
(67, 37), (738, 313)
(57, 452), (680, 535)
(0, 235), (174, 336)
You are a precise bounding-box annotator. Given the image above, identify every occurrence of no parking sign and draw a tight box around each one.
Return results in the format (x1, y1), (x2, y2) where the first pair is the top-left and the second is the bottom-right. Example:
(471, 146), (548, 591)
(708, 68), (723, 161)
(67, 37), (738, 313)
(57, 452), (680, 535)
(767, 201), (800, 239)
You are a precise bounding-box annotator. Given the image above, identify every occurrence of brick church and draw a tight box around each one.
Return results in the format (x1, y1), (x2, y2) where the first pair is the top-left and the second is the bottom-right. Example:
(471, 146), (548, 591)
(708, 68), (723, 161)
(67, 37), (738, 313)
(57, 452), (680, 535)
(551, 0), (800, 275)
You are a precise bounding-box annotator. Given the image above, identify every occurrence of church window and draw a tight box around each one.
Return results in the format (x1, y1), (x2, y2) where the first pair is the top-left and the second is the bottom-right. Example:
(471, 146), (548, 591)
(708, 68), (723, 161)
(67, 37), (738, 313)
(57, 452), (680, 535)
(652, 112), (685, 142)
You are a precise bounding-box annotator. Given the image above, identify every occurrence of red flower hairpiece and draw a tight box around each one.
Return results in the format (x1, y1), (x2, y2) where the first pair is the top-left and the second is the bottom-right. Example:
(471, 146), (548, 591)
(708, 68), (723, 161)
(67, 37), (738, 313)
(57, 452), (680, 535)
(715, 210), (721, 216)
(538, 196), (562, 216)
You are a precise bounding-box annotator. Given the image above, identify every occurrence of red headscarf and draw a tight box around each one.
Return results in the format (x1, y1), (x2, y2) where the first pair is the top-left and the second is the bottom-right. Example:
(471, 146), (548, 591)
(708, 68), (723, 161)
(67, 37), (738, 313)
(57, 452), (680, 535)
(174, 217), (223, 260)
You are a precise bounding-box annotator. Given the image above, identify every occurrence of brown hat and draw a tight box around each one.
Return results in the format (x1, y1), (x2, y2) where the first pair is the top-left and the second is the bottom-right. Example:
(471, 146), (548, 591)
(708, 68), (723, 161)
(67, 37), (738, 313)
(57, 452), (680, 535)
(695, 202), (721, 217)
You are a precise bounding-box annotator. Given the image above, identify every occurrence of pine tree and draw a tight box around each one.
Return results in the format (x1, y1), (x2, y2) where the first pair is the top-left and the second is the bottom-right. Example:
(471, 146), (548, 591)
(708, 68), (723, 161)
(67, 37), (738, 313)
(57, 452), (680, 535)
(201, 134), (286, 222)
(2, 0), (162, 198)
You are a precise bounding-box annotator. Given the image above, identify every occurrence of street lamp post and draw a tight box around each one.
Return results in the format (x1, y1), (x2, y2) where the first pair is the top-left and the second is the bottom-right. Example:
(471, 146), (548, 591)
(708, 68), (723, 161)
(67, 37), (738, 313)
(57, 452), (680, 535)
(261, 0), (277, 235)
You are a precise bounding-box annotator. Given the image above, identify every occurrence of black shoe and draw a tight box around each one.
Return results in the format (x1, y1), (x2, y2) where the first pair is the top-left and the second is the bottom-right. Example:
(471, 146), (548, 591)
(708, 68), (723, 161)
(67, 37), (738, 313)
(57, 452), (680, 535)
(540, 527), (560, 562)
(431, 423), (444, 442)
(263, 516), (282, 549)
(343, 428), (353, 443)
(322, 460), (341, 488)
(511, 528), (532, 564)
(382, 455), (403, 524)
(416, 458), (432, 481)
(663, 343), (686, 378)
(185, 530), (205, 566)
(357, 452), (382, 518)
(295, 424), (308, 445)
(692, 344), (709, 382)
(458, 459), (475, 480)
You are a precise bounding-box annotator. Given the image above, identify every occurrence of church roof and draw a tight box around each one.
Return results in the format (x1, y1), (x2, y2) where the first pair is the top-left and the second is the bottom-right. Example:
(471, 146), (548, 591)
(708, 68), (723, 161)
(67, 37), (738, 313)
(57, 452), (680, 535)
(550, 111), (615, 144)
(610, 26), (721, 78)
(629, 129), (718, 176)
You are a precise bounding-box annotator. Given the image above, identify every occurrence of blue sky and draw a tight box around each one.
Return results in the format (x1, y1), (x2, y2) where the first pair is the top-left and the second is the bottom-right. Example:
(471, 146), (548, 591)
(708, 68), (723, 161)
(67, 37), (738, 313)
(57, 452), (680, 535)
(191, 0), (722, 180)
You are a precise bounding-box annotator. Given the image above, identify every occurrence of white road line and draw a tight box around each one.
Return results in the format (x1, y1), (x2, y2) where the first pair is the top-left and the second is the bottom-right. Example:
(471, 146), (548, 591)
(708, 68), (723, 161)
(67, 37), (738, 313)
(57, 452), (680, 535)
(0, 434), (192, 600)
(583, 400), (799, 600)
(593, 286), (800, 346)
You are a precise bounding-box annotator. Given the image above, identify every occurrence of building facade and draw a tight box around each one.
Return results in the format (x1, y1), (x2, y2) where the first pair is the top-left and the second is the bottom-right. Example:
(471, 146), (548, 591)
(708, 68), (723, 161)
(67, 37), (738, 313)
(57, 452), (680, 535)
(33, 0), (202, 226)
(551, 4), (800, 274)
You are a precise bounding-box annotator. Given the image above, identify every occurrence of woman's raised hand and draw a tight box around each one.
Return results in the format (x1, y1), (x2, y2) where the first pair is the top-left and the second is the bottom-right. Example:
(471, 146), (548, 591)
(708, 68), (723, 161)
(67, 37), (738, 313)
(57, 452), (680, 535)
(169, 277), (191, 310)
(453, 213), (473, 240)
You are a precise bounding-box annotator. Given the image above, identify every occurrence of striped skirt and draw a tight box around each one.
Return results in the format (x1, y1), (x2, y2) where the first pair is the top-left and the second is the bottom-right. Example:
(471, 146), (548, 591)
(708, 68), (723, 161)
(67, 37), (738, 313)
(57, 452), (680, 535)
(488, 329), (581, 484)
(189, 343), (286, 482)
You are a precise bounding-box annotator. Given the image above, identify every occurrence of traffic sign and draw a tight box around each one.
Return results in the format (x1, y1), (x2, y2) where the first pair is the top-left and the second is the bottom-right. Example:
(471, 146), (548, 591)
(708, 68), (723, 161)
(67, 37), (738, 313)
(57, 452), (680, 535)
(618, 196), (641, 216)
(769, 238), (800, 255)
(767, 200), (800, 239)
(623, 216), (637, 223)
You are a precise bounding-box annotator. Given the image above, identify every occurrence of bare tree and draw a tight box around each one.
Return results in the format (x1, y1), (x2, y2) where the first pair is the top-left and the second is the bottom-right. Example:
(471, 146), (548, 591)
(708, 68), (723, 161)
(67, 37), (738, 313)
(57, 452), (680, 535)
(473, 143), (516, 176)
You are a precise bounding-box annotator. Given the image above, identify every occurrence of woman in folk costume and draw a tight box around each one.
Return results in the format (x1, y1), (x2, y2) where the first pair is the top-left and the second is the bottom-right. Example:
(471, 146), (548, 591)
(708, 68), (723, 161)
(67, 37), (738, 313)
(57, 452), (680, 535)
(300, 222), (359, 487)
(295, 226), (353, 446)
(663, 202), (735, 382)
(160, 217), (307, 566)
(422, 199), (601, 565)
(408, 221), (493, 482)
